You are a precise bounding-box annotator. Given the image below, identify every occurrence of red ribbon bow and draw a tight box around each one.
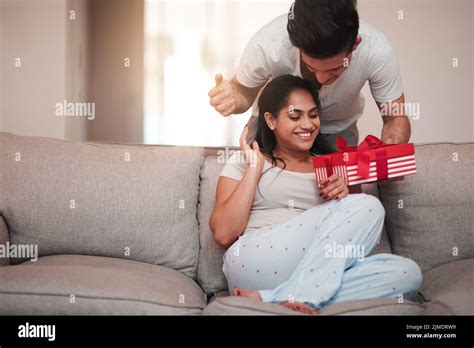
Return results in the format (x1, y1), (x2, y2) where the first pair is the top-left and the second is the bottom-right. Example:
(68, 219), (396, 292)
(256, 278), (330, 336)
(335, 135), (391, 179)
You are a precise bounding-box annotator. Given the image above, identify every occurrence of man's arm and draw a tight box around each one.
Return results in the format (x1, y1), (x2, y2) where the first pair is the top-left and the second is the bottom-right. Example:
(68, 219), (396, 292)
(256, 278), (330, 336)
(376, 93), (411, 144)
(229, 76), (264, 115)
(347, 94), (411, 193)
(376, 94), (411, 182)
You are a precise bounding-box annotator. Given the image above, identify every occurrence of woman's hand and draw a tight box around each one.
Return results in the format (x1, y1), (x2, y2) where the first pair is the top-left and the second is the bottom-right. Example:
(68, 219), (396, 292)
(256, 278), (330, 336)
(318, 174), (349, 201)
(239, 126), (264, 172)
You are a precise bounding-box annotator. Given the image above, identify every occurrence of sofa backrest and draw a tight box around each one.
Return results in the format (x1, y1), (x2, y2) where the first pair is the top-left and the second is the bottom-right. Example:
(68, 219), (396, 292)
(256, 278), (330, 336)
(3, 132), (471, 291)
(196, 155), (228, 294)
(378, 143), (474, 272)
(0, 216), (9, 266)
(0, 132), (204, 279)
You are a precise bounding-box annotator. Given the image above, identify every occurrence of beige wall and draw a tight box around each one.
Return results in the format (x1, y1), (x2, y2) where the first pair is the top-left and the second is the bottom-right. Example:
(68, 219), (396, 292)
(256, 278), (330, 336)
(357, 0), (473, 143)
(0, 0), (472, 144)
(65, 0), (91, 141)
(0, 0), (67, 139)
(86, 0), (144, 143)
(0, 0), (143, 143)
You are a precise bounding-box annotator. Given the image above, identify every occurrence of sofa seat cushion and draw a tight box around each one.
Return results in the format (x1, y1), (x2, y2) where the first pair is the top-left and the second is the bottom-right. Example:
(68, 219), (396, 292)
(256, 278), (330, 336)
(202, 296), (306, 315)
(0, 255), (206, 315)
(202, 295), (424, 315)
(421, 259), (474, 315)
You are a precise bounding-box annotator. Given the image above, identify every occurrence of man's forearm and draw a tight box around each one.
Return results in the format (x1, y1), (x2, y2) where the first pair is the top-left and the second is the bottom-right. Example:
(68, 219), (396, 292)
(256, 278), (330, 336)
(381, 116), (411, 144)
(229, 79), (257, 114)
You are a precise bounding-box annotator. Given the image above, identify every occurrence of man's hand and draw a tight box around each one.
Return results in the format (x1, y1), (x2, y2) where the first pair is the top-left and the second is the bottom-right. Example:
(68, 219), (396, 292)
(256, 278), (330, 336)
(383, 137), (404, 181)
(208, 74), (237, 116)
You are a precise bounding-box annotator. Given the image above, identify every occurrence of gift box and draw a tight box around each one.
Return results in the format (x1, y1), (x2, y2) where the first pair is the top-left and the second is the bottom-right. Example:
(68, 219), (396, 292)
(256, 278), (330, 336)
(312, 135), (417, 187)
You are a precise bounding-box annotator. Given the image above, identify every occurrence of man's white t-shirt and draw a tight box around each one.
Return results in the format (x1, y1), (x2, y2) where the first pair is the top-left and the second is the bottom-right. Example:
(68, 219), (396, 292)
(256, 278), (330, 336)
(236, 14), (403, 134)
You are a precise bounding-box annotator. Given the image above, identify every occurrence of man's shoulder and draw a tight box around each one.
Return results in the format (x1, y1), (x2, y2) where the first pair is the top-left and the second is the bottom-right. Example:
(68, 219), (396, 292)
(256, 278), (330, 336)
(260, 13), (288, 35)
(253, 13), (294, 50)
(359, 20), (391, 48)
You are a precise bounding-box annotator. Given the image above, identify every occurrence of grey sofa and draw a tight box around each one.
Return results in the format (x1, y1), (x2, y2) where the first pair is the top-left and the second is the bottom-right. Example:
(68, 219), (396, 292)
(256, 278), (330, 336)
(0, 132), (472, 315)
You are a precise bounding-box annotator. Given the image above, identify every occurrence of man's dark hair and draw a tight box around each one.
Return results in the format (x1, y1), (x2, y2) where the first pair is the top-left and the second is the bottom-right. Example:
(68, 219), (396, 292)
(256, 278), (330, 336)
(287, 0), (359, 59)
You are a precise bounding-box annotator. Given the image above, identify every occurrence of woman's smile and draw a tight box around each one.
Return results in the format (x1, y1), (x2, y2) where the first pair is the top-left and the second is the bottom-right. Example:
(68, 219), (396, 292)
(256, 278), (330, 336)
(294, 130), (316, 142)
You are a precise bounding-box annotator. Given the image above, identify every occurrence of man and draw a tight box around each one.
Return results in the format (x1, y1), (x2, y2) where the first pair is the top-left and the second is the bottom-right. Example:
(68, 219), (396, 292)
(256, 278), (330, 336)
(208, 0), (410, 155)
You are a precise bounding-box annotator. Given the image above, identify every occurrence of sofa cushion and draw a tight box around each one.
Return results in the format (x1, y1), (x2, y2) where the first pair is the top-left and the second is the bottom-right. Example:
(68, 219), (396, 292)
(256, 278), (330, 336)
(421, 259), (474, 298)
(423, 289), (473, 315)
(0, 132), (203, 278)
(202, 296), (306, 315)
(0, 255), (206, 315)
(196, 156), (228, 294)
(318, 298), (424, 315)
(0, 216), (9, 266)
(421, 259), (474, 315)
(197, 155), (392, 295)
(202, 296), (424, 315)
(378, 143), (474, 272)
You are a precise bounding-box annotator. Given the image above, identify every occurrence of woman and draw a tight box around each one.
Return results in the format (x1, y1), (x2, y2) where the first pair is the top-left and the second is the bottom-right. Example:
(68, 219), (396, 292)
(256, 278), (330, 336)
(209, 75), (422, 315)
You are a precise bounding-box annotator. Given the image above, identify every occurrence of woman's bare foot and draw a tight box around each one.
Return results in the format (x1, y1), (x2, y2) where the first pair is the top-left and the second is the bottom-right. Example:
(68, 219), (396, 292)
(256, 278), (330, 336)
(232, 288), (262, 300)
(232, 289), (318, 315)
(280, 301), (319, 315)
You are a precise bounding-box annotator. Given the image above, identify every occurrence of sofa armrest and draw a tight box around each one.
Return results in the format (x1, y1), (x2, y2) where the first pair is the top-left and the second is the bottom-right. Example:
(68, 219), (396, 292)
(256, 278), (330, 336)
(0, 215), (10, 266)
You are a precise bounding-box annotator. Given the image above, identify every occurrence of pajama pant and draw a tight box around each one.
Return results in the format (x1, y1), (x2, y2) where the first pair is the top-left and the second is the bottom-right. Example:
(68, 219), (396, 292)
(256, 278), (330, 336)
(222, 193), (422, 309)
